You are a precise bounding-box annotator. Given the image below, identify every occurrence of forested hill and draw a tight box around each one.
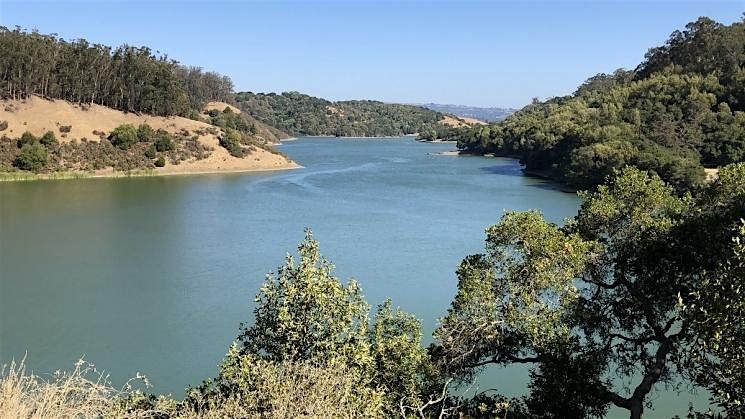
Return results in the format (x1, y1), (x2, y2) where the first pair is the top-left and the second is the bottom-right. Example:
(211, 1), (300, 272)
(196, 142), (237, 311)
(420, 103), (515, 122)
(0, 27), (236, 117)
(234, 91), (447, 137)
(447, 17), (745, 192)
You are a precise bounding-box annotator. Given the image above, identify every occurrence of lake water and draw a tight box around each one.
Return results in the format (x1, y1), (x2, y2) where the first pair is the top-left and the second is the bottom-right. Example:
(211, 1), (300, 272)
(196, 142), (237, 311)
(0, 137), (706, 417)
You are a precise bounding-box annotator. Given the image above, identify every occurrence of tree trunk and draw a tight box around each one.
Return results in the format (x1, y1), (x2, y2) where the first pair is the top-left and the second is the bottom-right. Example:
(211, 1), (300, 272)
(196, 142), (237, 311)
(629, 401), (643, 419)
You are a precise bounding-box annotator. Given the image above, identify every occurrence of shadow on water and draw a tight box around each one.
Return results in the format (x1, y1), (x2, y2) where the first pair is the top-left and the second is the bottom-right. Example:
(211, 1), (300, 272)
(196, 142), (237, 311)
(479, 163), (524, 177)
(479, 164), (571, 193)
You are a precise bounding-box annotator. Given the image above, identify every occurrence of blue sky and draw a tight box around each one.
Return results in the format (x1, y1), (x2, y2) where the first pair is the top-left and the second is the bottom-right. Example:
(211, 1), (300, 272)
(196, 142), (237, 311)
(0, 1), (742, 108)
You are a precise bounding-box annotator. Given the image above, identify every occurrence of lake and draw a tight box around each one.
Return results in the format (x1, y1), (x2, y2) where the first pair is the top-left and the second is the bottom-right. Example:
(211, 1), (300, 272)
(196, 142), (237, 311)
(0, 137), (706, 417)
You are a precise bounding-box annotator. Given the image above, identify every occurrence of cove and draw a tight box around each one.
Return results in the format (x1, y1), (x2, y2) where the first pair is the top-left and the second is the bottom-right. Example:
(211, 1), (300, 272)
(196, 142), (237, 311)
(0, 137), (704, 417)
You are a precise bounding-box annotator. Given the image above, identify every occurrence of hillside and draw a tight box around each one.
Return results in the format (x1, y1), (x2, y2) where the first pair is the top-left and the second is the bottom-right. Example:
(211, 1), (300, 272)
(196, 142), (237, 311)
(447, 17), (745, 192)
(201, 101), (290, 143)
(235, 91), (471, 137)
(0, 28), (298, 178)
(420, 103), (515, 122)
(0, 96), (297, 177)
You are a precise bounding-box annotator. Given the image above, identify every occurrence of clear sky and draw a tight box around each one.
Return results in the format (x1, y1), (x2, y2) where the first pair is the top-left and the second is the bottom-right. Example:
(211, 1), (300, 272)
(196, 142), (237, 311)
(0, 1), (742, 108)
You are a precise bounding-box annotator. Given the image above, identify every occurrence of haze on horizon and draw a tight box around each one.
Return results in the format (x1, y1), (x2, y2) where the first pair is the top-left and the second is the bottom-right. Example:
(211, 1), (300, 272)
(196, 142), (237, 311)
(0, 0), (742, 109)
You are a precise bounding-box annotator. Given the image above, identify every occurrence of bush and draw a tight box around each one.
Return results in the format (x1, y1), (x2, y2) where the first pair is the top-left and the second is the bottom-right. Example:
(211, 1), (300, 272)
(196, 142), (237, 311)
(16, 132), (37, 148)
(58, 125), (72, 133)
(39, 131), (57, 147)
(208, 109), (220, 117)
(137, 124), (155, 142)
(154, 156), (166, 167)
(0, 120), (7, 131)
(219, 129), (244, 157)
(154, 131), (174, 152)
(187, 109), (201, 121)
(14, 143), (48, 172)
(144, 145), (156, 159)
(109, 124), (138, 150)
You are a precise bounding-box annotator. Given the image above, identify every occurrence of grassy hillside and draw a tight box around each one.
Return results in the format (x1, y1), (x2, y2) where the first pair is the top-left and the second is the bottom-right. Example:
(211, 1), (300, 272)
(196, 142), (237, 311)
(0, 97), (296, 178)
(0, 29), (297, 178)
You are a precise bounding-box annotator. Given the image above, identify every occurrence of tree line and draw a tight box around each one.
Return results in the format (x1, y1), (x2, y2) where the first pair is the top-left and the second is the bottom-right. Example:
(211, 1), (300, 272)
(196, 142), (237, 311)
(0, 27), (233, 116)
(235, 91), (445, 137)
(446, 17), (745, 192)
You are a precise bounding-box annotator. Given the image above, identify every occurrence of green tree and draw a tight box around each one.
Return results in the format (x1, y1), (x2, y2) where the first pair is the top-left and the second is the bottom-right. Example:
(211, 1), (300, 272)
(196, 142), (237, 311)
(39, 131), (57, 147)
(137, 124), (155, 142)
(154, 131), (174, 152)
(371, 299), (435, 416)
(14, 143), (48, 172)
(436, 166), (745, 419)
(218, 129), (244, 157)
(238, 230), (373, 369)
(109, 124), (138, 150)
(230, 230), (438, 416)
(16, 131), (37, 148)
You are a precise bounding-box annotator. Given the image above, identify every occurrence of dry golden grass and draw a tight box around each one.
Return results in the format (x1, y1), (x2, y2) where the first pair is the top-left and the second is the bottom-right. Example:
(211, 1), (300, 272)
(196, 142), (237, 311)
(0, 96), (298, 176)
(0, 356), (384, 419)
(440, 115), (486, 128)
(203, 101), (241, 115)
(0, 358), (117, 419)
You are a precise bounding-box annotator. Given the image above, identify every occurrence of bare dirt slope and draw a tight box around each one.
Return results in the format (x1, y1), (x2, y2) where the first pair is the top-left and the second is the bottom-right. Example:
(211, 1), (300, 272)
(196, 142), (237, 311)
(0, 96), (298, 175)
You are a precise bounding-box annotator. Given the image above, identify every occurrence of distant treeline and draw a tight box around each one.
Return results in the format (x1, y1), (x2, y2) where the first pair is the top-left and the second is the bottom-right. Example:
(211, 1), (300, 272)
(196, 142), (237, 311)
(235, 91), (445, 137)
(0, 27), (233, 116)
(446, 17), (745, 191)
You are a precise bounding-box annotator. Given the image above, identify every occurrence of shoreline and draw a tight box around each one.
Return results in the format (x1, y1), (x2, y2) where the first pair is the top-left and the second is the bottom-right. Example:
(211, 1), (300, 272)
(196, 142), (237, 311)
(0, 164), (302, 183)
(290, 135), (418, 140)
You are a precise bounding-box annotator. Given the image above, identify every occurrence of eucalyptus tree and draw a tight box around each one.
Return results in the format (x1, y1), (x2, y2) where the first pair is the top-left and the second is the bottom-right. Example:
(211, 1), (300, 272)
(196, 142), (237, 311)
(0, 27), (235, 116)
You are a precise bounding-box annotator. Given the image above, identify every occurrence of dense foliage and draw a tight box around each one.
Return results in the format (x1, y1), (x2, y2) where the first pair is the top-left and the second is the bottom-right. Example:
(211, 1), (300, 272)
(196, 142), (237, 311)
(0, 27), (233, 116)
(186, 231), (438, 418)
(448, 17), (745, 191)
(235, 91), (445, 137)
(436, 164), (745, 418)
(14, 142), (48, 172)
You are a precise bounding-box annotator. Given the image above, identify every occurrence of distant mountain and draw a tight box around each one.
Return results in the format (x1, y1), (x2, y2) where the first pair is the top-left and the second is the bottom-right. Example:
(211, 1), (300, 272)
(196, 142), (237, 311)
(419, 103), (516, 123)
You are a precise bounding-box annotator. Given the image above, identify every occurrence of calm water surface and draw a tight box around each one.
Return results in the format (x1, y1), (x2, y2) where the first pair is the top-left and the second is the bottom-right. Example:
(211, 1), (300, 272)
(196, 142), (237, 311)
(0, 138), (705, 417)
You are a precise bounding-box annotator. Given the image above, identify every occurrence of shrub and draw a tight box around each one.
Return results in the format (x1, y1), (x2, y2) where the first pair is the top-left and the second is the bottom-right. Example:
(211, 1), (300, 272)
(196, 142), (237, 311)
(187, 109), (201, 121)
(137, 124), (155, 142)
(14, 143), (48, 172)
(0, 120), (7, 131)
(109, 124), (138, 150)
(58, 125), (72, 133)
(144, 145), (156, 159)
(16, 131), (37, 148)
(40, 131), (58, 147)
(208, 109), (220, 117)
(154, 156), (166, 167)
(154, 131), (175, 152)
(219, 129), (244, 157)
